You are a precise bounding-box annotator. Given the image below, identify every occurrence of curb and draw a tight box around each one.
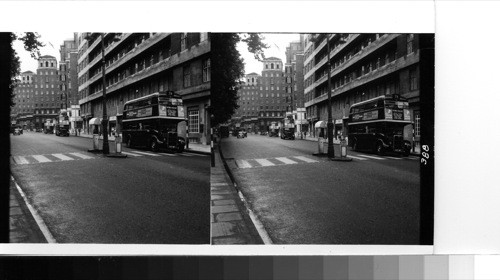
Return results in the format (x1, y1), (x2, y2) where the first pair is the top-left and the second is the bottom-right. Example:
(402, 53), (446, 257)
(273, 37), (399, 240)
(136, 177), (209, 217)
(9, 176), (51, 243)
(216, 140), (272, 244)
(76, 134), (211, 155)
(210, 142), (265, 245)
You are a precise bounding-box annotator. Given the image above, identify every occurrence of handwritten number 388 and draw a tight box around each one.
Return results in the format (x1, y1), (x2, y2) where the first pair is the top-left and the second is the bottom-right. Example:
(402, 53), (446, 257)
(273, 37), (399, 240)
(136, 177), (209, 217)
(421, 145), (430, 165)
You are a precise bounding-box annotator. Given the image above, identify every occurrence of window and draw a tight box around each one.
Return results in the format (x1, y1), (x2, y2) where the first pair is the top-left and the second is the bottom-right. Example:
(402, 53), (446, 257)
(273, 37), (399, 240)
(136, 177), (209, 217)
(203, 58), (211, 82)
(181, 33), (187, 51)
(183, 65), (191, 87)
(414, 111), (420, 137)
(407, 34), (414, 54)
(188, 108), (200, 133)
(410, 68), (418, 90)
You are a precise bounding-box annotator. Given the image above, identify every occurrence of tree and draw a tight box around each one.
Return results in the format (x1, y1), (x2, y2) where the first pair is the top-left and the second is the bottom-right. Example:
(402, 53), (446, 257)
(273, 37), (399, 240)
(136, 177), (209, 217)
(8, 32), (44, 107)
(210, 33), (268, 126)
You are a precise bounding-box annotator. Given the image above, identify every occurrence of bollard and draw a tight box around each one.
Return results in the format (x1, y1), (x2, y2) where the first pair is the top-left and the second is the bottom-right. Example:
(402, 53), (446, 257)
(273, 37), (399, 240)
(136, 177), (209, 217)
(115, 135), (122, 154)
(318, 138), (324, 154)
(93, 134), (100, 150)
(339, 139), (346, 158)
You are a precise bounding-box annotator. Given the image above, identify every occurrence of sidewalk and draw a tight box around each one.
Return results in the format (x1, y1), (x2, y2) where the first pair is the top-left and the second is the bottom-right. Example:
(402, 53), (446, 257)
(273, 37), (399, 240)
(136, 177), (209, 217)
(75, 132), (210, 155)
(9, 178), (47, 243)
(211, 143), (263, 245)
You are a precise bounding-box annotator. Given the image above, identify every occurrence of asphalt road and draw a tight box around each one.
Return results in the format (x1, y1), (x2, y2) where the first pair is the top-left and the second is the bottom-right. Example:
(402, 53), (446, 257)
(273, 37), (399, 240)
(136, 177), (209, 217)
(10, 131), (210, 244)
(220, 133), (421, 244)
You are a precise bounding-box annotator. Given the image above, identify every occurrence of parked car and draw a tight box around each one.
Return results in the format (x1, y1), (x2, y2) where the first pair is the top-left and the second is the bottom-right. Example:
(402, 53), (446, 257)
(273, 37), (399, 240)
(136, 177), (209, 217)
(237, 130), (247, 138)
(13, 127), (22, 135)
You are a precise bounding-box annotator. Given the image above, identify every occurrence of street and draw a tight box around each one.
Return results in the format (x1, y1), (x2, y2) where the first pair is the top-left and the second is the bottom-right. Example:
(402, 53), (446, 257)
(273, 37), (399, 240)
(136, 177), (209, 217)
(220, 133), (421, 244)
(10, 131), (210, 244)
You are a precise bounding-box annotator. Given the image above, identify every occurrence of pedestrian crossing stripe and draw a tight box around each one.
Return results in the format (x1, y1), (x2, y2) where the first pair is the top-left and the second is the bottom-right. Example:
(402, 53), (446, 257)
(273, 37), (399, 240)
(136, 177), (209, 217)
(235, 156), (318, 169)
(236, 159), (252, 169)
(347, 155), (368, 160)
(52, 153), (75, 161)
(275, 157), (298, 164)
(12, 152), (95, 165)
(11, 150), (205, 165)
(69, 152), (94, 160)
(32, 155), (51, 163)
(12, 156), (29, 165)
(255, 158), (275, 167)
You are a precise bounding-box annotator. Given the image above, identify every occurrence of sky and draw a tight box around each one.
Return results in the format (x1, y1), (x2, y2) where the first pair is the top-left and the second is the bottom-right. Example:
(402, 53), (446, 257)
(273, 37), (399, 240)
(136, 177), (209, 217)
(13, 32), (299, 75)
(13, 32), (75, 73)
(237, 33), (302, 75)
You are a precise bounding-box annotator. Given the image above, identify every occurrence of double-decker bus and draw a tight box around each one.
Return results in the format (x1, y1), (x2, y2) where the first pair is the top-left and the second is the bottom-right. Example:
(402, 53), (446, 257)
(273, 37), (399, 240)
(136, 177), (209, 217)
(280, 114), (295, 140)
(55, 110), (70, 137)
(122, 91), (186, 152)
(348, 94), (412, 156)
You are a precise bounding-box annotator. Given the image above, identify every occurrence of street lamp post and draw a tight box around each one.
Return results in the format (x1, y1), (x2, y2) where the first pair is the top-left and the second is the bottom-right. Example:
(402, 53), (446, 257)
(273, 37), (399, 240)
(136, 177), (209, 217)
(326, 34), (335, 158)
(100, 33), (109, 155)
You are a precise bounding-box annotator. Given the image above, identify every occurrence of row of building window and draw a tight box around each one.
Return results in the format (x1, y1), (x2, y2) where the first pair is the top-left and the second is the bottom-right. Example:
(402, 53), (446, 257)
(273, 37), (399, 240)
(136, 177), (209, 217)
(39, 61), (56, 68)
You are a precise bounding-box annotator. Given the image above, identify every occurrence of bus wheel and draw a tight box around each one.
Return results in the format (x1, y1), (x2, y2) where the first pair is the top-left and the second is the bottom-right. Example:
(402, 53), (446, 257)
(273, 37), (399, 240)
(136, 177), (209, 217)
(150, 139), (159, 152)
(376, 143), (384, 155)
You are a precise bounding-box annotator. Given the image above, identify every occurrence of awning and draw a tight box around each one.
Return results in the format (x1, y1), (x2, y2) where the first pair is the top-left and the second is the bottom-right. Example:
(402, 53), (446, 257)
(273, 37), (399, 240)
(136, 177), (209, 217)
(314, 121), (327, 128)
(89, 118), (101, 125)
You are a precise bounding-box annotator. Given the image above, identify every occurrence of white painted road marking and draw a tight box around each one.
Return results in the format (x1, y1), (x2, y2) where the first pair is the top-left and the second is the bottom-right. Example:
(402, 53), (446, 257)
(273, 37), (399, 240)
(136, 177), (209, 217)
(255, 158), (275, 167)
(129, 151), (161, 157)
(179, 153), (194, 157)
(236, 160), (252, 168)
(69, 152), (94, 160)
(159, 152), (176, 156)
(385, 156), (402, 160)
(121, 151), (143, 157)
(185, 152), (208, 157)
(275, 157), (298, 164)
(347, 155), (368, 160)
(13, 156), (29, 165)
(52, 153), (74, 161)
(357, 154), (385, 160)
(293, 156), (319, 163)
(32, 155), (52, 163)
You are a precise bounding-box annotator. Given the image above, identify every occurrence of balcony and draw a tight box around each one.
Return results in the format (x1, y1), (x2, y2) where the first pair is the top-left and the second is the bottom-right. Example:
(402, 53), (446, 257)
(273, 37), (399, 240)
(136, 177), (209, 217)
(79, 40), (210, 105)
(312, 34), (398, 90)
(79, 33), (165, 90)
(305, 50), (420, 108)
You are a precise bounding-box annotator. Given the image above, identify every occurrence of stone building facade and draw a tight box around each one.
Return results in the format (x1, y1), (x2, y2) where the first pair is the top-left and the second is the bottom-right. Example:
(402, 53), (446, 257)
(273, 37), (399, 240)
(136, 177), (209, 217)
(77, 33), (211, 144)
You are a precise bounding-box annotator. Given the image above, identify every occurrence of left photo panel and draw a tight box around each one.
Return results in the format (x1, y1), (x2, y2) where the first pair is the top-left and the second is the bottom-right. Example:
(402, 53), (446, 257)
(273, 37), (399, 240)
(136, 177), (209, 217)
(3, 32), (211, 244)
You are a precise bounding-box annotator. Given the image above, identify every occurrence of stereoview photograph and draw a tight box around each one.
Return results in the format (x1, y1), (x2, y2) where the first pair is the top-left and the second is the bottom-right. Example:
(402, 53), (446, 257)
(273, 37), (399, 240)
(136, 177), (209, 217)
(210, 33), (434, 245)
(7, 32), (211, 244)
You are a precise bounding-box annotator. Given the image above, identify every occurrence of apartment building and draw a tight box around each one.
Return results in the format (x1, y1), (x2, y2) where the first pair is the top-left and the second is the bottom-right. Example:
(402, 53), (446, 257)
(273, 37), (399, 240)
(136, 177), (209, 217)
(304, 33), (434, 150)
(77, 33), (211, 144)
(11, 71), (35, 128)
(59, 35), (81, 133)
(235, 72), (261, 132)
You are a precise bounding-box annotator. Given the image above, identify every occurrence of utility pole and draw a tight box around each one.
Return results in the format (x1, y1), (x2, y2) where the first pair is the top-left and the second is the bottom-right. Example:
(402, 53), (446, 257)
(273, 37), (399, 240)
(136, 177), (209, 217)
(100, 33), (109, 155)
(326, 34), (335, 158)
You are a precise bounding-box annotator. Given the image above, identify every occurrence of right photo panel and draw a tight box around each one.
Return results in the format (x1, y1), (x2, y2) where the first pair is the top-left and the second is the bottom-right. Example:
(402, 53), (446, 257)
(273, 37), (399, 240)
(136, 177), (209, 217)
(210, 33), (434, 245)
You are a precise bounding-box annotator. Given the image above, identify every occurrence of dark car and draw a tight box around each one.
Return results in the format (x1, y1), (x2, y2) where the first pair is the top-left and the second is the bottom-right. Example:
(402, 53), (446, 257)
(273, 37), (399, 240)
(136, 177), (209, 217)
(237, 130), (247, 138)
